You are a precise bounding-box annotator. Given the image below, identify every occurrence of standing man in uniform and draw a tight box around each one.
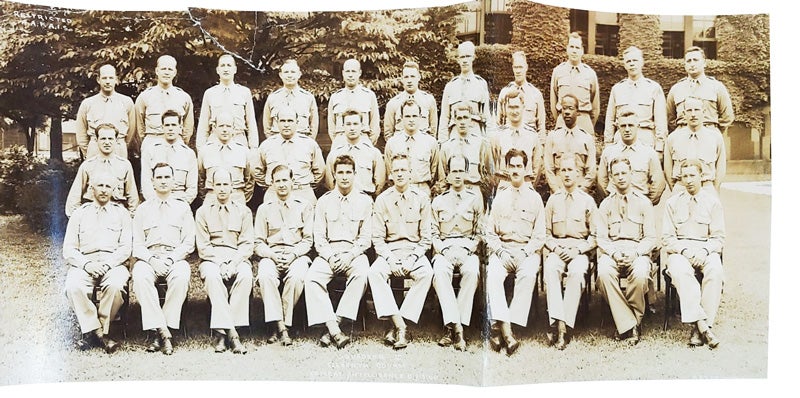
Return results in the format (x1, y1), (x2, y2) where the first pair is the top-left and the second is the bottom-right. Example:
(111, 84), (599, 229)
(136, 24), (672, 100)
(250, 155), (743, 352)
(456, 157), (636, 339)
(75, 64), (136, 159)
(195, 168), (254, 354)
(438, 40), (494, 143)
(484, 149), (545, 355)
(666, 46), (734, 136)
(384, 100), (439, 200)
(197, 112), (253, 205)
(368, 154), (434, 350)
(595, 157), (657, 345)
(305, 155), (373, 349)
(431, 155), (484, 352)
(604, 46), (667, 158)
(263, 59), (319, 140)
(544, 94), (596, 194)
(253, 165), (313, 346)
(135, 55), (193, 157)
(141, 110), (198, 204)
(63, 172), (131, 354)
(550, 32), (600, 136)
(325, 109), (386, 197)
(66, 124), (138, 218)
(328, 58), (380, 145)
(383, 61), (438, 141)
(492, 90), (543, 192)
(437, 103), (492, 198)
(663, 159), (725, 349)
(254, 106), (325, 205)
(131, 163), (195, 355)
(196, 54), (259, 149)
(543, 154), (597, 350)
(497, 51), (546, 135)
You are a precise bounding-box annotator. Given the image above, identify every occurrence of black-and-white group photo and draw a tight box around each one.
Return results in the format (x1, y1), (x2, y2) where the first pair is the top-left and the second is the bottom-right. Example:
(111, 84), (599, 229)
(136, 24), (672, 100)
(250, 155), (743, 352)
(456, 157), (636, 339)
(0, 0), (780, 394)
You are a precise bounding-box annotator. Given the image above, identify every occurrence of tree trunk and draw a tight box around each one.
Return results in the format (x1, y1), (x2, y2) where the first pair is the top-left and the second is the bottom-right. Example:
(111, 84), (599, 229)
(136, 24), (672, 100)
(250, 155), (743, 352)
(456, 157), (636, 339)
(49, 117), (63, 161)
(24, 123), (35, 153)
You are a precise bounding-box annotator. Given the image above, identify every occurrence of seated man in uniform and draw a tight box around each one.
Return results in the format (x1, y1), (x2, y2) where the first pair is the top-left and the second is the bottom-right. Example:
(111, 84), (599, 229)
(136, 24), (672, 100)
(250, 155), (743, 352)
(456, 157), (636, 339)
(254, 165), (313, 346)
(63, 171), (132, 354)
(663, 159), (725, 349)
(195, 168), (254, 354)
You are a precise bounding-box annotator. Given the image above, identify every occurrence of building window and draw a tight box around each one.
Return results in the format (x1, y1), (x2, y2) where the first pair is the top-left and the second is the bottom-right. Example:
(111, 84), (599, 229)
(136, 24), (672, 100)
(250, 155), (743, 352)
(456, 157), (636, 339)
(595, 24), (619, 56)
(455, 8), (480, 36)
(692, 15), (717, 59)
(663, 31), (685, 59)
(570, 8), (589, 45)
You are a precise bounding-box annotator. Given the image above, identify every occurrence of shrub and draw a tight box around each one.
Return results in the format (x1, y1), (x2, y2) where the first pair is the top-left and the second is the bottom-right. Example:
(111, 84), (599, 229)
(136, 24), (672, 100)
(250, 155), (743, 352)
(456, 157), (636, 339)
(0, 146), (46, 214)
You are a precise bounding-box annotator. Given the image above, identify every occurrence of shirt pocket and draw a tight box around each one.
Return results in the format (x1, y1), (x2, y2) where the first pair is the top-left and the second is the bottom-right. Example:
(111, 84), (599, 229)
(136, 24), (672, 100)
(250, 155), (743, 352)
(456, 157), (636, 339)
(514, 207), (536, 235)
(551, 206), (567, 237)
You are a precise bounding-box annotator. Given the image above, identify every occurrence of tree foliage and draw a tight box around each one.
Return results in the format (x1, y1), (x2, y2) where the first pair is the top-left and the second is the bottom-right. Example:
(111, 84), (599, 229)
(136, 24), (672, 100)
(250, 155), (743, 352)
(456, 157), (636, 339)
(617, 14), (663, 60)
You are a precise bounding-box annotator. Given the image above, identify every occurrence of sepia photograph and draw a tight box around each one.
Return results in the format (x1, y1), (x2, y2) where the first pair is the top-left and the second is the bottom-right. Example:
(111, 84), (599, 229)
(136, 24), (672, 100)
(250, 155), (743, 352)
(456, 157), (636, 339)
(0, 0), (785, 396)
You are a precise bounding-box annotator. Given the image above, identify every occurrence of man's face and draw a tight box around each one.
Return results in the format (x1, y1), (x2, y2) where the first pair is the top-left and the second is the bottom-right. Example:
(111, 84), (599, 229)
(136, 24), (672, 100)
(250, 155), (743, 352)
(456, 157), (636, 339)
(559, 158), (579, 189)
(401, 105), (420, 133)
(684, 50), (706, 79)
(273, 168), (293, 200)
(213, 171), (232, 202)
(401, 67), (420, 93)
(153, 166), (174, 195)
(447, 157), (467, 190)
(216, 56), (237, 83)
(214, 115), (234, 143)
(162, 115), (181, 144)
(97, 66), (117, 96)
(506, 97), (523, 125)
(507, 155), (526, 188)
(391, 158), (410, 190)
(155, 58), (177, 86)
(277, 110), (298, 139)
(623, 51), (644, 78)
(454, 109), (471, 136)
(512, 58), (527, 83)
(343, 115), (362, 141)
(457, 47), (474, 74)
(279, 63), (301, 87)
(92, 175), (114, 206)
(561, 97), (578, 128)
(566, 37), (584, 64)
(334, 163), (355, 193)
(617, 115), (638, 145)
(96, 128), (116, 155)
(610, 161), (632, 193)
(680, 165), (702, 195)
(684, 99), (704, 129)
(342, 61), (361, 89)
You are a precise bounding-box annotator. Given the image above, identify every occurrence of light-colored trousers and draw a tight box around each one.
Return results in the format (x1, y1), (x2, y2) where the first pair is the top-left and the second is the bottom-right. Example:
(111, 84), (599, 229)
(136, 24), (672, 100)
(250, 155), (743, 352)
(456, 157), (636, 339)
(667, 252), (724, 327)
(65, 263), (129, 335)
(199, 260), (253, 329)
(486, 247), (539, 327)
(132, 259), (190, 331)
(257, 256), (310, 328)
(304, 254), (370, 326)
(368, 247), (433, 324)
(432, 253), (480, 327)
(597, 253), (650, 334)
(544, 252), (590, 328)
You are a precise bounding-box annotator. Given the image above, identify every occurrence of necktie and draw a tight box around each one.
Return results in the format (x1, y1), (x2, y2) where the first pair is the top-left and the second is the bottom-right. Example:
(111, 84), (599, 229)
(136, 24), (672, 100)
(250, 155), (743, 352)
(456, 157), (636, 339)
(618, 194), (628, 219)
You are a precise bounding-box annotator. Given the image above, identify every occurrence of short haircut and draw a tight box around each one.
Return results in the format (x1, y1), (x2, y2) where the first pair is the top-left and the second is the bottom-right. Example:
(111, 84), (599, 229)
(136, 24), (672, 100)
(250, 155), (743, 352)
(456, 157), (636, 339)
(271, 164), (293, 180)
(90, 171), (115, 187)
(561, 93), (579, 107)
(95, 123), (119, 138)
(558, 153), (582, 174)
(511, 51), (527, 65)
(151, 162), (174, 177)
(685, 46), (706, 59)
(390, 153), (410, 169)
(281, 59), (299, 69)
(342, 108), (361, 119)
(458, 41), (475, 53)
(453, 101), (473, 114)
(446, 155), (470, 174)
(400, 99), (422, 116)
(211, 167), (232, 185)
(333, 154), (356, 173)
(403, 61), (419, 70)
(568, 32), (583, 43)
(161, 109), (182, 124)
(504, 88), (524, 104)
(679, 159), (704, 174)
(504, 148), (528, 168)
(218, 54), (235, 65)
(622, 46), (643, 59)
(609, 157), (631, 172)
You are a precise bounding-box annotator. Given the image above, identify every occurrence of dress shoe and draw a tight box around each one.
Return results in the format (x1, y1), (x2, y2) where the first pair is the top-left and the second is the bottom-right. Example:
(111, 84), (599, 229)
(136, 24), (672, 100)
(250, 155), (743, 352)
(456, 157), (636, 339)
(689, 328), (704, 347)
(101, 336), (120, 354)
(438, 327), (454, 347)
(625, 326), (640, 346)
(278, 329), (293, 346)
(230, 337), (247, 354)
(489, 328), (503, 352)
(332, 333), (351, 349)
(76, 332), (100, 351)
(319, 332), (332, 347)
(393, 328), (408, 350)
(214, 334), (227, 353)
(383, 328), (397, 346)
(504, 335), (520, 356)
(146, 334), (162, 353)
(555, 321), (567, 350)
(266, 330), (279, 344)
(452, 328), (466, 352)
(702, 330), (720, 349)
(161, 337), (174, 355)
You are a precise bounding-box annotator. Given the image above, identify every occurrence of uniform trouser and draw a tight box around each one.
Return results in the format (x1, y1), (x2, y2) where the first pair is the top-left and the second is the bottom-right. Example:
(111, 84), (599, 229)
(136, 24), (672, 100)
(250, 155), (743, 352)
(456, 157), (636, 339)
(368, 251), (433, 324)
(544, 252), (590, 328)
(199, 261), (253, 329)
(65, 264), (129, 335)
(432, 253), (479, 327)
(667, 252), (724, 327)
(597, 254), (651, 334)
(556, 112), (595, 135)
(86, 136), (128, 159)
(257, 256), (310, 327)
(132, 259), (190, 331)
(486, 248), (539, 327)
(305, 255), (370, 326)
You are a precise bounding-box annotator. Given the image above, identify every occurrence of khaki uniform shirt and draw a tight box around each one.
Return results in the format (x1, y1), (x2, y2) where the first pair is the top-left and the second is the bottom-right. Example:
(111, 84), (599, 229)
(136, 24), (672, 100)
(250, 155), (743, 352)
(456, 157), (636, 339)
(491, 124), (543, 184)
(431, 188), (483, 255)
(550, 62), (600, 123)
(254, 194), (313, 259)
(667, 75), (734, 131)
(595, 190), (657, 257)
(328, 85), (380, 144)
(662, 189), (725, 255)
(438, 73), (494, 143)
(664, 126), (726, 188)
(497, 81), (546, 133)
(597, 141), (666, 204)
(75, 92), (136, 155)
(604, 77), (668, 151)
(543, 127), (597, 192)
(485, 185), (545, 257)
(263, 86), (318, 139)
(372, 186), (432, 259)
(63, 202), (132, 268)
(66, 155), (139, 217)
(134, 85), (194, 143)
(197, 141), (252, 194)
(544, 189), (597, 254)
(314, 189), (374, 262)
(195, 200), (254, 265)
(325, 139), (385, 194)
(132, 198), (195, 263)
(140, 140), (198, 204)
(253, 134), (325, 189)
(384, 131), (439, 185)
(196, 83), (259, 148)
(438, 133), (492, 186)
(383, 90), (438, 140)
